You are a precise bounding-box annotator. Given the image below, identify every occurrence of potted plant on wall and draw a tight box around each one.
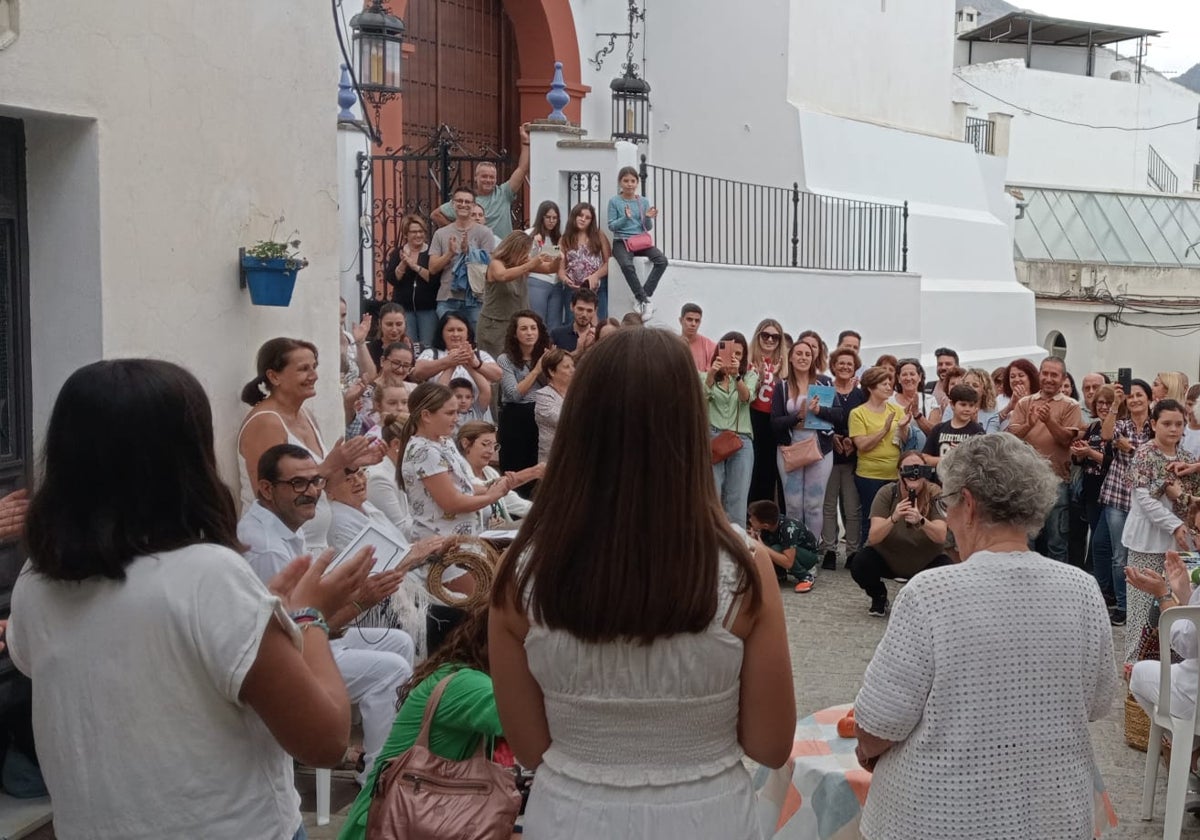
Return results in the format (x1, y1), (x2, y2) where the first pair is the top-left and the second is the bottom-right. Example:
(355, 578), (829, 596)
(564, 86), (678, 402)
(240, 219), (309, 306)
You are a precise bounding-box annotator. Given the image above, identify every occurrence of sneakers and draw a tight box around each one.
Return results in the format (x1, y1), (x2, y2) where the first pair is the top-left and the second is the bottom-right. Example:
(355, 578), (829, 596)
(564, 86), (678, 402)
(1110, 609), (1126, 627)
(868, 596), (888, 617)
(794, 574), (815, 594)
(638, 299), (655, 320)
(821, 551), (837, 571)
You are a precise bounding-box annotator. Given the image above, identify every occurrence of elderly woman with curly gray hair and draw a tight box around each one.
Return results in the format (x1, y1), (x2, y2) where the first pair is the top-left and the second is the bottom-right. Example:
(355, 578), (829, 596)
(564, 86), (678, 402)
(852, 434), (1118, 840)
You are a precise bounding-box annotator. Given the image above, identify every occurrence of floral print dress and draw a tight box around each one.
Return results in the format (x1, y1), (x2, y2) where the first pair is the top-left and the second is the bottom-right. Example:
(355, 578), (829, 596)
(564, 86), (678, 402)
(401, 435), (481, 539)
(563, 243), (603, 289)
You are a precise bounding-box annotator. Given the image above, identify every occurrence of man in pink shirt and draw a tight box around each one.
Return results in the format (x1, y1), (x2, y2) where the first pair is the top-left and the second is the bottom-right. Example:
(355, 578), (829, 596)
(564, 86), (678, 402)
(680, 303), (718, 372)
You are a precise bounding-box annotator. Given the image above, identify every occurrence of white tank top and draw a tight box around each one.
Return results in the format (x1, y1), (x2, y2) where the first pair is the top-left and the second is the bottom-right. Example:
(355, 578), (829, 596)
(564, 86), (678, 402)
(236, 409), (332, 552)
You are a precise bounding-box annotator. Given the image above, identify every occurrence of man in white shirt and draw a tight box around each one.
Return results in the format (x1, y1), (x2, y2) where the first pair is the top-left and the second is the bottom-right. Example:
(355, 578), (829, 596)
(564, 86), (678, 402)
(238, 443), (415, 785)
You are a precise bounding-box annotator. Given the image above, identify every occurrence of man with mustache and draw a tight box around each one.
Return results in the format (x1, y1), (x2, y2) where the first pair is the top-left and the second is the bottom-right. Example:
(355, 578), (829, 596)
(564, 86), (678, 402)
(237, 443), (414, 786)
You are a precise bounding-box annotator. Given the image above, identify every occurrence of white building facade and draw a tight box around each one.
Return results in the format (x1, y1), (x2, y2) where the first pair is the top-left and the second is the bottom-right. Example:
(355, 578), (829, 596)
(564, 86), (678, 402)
(952, 8), (1200, 380)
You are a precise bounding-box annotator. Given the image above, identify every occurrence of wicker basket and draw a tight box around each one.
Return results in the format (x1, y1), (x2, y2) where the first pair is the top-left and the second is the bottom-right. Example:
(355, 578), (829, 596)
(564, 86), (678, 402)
(1125, 692), (1151, 752)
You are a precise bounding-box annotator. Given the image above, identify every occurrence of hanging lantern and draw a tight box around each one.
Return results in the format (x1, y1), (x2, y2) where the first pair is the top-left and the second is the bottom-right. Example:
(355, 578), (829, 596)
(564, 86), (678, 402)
(349, 0), (405, 116)
(610, 71), (650, 144)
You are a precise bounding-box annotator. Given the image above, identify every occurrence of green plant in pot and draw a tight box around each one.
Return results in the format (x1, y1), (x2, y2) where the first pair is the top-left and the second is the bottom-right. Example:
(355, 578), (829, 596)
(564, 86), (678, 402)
(241, 218), (309, 306)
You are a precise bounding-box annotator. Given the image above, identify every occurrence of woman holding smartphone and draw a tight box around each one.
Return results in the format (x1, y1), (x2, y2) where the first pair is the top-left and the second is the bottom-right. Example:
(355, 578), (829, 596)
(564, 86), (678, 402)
(705, 332), (758, 526)
(607, 166), (668, 320)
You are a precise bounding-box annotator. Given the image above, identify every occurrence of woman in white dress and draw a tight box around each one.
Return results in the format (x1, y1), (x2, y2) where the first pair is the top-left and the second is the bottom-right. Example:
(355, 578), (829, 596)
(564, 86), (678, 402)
(854, 433), (1117, 840)
(238, 337), (381, 551)
(490, 328), (795, 839)
(533, 349), (574, 464)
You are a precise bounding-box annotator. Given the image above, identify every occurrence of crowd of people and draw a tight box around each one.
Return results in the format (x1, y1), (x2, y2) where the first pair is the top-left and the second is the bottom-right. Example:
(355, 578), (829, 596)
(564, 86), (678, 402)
(1, 137), (1198, 838)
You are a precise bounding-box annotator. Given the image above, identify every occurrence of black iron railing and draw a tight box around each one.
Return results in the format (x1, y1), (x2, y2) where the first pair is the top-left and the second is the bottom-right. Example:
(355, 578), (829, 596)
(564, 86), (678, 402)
(1148, 145), (1179, 193)
(964, 116), (995, 155)
(637, 158), (907, 272)
(565, 171), (602, 211)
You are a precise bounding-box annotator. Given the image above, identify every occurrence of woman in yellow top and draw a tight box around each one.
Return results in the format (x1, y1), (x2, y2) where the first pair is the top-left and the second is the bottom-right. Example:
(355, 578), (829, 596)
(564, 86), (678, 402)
(849, 365), (912, 549)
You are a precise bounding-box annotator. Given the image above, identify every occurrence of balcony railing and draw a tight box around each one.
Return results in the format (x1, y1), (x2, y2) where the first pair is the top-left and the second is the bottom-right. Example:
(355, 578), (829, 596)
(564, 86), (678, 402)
(964, 116), (995, 155)
(638, 158), (908, 273)
(1148, 145), (1179, 193)
(565, 171), (601, 211)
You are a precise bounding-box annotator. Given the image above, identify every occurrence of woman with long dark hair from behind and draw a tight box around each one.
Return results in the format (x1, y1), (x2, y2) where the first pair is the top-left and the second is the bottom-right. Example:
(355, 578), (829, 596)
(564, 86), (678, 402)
(490, 328), (794, 839)
(11, 359), (373, 839)
(497, 310), (551, 488)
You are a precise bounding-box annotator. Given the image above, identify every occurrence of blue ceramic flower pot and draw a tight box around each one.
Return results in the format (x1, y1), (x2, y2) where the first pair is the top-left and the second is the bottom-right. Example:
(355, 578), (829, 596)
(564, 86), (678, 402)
(241, 256), (298, 306)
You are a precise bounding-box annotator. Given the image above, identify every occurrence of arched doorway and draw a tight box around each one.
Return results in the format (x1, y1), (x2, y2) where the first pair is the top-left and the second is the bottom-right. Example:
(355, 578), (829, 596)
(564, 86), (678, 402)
(365, 0), (585, 296)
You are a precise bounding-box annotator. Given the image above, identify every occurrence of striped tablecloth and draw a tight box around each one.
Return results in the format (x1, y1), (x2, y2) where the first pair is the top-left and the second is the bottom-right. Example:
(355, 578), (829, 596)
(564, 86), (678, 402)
(753, 704), (1118, 839)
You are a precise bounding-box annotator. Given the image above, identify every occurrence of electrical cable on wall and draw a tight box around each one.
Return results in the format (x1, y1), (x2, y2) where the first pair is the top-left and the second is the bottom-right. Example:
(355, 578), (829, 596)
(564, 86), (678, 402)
(954, 74), (1197, 131)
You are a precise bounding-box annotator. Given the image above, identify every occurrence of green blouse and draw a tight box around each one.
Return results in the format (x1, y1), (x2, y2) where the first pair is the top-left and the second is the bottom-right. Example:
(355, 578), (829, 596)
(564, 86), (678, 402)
(702, 369), (759, 435)
(337, 664), (503, 840)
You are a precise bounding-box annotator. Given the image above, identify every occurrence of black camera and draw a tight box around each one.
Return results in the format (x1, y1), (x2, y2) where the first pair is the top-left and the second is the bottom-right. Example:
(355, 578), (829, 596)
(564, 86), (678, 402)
(899, 464), (932, 481)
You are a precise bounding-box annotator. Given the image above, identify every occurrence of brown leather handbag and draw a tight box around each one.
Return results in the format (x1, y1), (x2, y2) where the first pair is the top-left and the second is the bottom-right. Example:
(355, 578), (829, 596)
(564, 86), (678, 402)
(711, 430), (743, 464)
(366, 673), (520, 840)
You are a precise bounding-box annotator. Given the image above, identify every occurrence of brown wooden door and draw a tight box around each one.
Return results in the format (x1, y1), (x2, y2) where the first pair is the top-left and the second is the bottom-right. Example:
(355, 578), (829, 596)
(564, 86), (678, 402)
(403, 0), (521, 158)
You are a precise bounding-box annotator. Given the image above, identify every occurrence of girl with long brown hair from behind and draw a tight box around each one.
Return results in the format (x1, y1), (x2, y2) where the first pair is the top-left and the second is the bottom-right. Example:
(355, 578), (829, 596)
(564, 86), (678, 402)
(490, 327), (794, 839)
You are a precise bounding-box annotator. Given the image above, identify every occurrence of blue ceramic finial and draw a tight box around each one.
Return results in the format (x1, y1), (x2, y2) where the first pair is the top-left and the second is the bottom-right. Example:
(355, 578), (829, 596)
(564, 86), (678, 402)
(546, 61), (569, 123)
(338, 64), (357, 121)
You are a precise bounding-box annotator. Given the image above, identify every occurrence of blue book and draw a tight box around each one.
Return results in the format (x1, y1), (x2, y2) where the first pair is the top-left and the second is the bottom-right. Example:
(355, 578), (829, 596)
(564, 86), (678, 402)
(803, 385), (835, 431)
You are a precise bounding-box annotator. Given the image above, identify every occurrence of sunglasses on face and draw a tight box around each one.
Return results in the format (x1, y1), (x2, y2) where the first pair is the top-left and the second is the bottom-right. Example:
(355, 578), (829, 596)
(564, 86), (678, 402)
(759, 333), (781, 342)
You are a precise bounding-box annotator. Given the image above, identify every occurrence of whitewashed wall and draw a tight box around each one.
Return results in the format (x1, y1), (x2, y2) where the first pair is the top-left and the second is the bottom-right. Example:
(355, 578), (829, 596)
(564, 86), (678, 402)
(953, 58), (1200, 193)
(609, 260), (924, 364)
(790, 0), (956, 139)
(1, 1), (343, 490)
(1036, 302), (1200, 383)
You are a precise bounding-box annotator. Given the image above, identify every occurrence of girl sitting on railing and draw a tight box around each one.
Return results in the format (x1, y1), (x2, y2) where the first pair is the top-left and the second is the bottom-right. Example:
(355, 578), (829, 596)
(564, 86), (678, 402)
(607, 166), (668, 321)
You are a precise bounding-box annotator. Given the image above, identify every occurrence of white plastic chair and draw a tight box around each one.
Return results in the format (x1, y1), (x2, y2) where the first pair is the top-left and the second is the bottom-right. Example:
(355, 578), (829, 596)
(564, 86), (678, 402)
(315, 768), (332, 826)
(1140, 605), (1200, 839)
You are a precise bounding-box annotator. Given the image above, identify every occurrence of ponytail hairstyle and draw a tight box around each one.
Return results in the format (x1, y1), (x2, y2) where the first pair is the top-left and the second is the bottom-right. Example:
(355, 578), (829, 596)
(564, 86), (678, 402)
(394, 382), (454, 491)
(379, 413), (407, 447)
(240, 338), (319, 406)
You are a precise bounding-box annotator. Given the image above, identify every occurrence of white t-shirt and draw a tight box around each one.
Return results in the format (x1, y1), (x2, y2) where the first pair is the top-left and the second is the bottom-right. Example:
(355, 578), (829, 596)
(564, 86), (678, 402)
(402, 435), (482, 539)
(7, 544), (303, 839)
(1183, 426), (1200, 459)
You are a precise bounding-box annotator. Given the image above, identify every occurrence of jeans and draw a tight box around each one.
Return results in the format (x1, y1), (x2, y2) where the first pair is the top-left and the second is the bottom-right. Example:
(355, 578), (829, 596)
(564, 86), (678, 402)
(820, 462), (861, 554)
(853, 474), (895, 547)
(528, 278), (567, 333)
(850, 544), (953, 601)
(612, 240), (668, 302)
(776, 434), (833, 541)
(596, 275), (609, 321)
(292, 825), (308, 840)
(403, 307), (439, 351)
(436, 297), (481, 332)
(1032, 480), (1071, 563)
(1100, 505), (1130, 610)
(712, 430), (754, 526)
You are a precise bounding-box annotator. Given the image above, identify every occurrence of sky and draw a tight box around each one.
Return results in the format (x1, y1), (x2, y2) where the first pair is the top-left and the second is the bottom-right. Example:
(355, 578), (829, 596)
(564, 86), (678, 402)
(1030, 0), (1200, 77)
